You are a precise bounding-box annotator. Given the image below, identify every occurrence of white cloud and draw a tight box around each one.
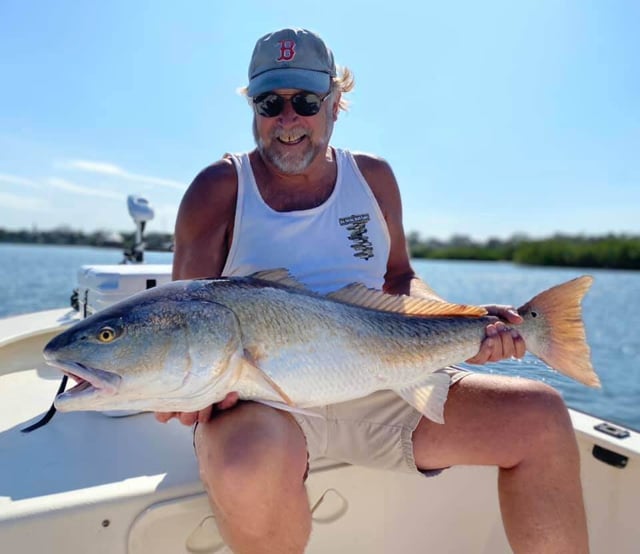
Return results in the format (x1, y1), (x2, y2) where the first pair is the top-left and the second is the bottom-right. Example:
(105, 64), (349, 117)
(0, 191), (49, 212)
(60, 159), (185, 190)
(64, 160), (123, 176)
(0, 160), (183, 232)
(0, 173), (42, 189)
(47, 178), (124, 201)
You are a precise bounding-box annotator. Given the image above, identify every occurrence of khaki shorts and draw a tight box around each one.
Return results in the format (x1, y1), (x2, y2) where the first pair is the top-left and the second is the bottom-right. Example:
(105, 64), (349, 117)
(292, 367), (471, 477)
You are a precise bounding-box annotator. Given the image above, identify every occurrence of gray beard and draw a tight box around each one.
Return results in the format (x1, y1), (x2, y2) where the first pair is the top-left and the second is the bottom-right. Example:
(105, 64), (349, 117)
(253, 119), (330, 175)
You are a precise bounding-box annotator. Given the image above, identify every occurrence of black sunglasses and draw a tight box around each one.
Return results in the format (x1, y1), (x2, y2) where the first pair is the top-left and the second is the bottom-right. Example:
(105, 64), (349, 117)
(253, 91), (330, 118)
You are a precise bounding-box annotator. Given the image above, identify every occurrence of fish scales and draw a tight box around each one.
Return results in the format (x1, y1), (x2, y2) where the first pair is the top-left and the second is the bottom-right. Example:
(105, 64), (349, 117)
(219, 286), (485, 404)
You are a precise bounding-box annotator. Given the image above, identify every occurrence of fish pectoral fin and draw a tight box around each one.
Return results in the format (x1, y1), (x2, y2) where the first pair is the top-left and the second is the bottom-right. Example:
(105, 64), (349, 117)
(254, 400), (325, 419)
(240, 356), (295, 406)
(239, 353), (324, 419)
(393, 372), (452, 424)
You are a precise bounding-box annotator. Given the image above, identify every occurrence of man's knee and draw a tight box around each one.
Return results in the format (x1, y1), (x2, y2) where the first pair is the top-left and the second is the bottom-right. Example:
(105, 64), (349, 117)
(517, 380), (572, 428)
(506, 379), (578, 462)
(194, 403), (311, 546)
(195, 402), (308, 495)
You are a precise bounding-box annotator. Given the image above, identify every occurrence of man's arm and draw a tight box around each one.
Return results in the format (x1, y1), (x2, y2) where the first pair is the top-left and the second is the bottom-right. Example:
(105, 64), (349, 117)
(172, 158), (237, 281)
(155, 158), (240, 425)
(355, 153), (525, 364)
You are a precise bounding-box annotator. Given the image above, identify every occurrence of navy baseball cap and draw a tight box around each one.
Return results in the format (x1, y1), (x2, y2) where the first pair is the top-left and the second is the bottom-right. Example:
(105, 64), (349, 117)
(247, 28), (336, 97)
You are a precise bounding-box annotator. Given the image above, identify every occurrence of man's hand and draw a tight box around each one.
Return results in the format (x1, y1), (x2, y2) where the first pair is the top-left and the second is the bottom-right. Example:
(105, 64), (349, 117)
(466, 305), (526, 364)
(154, 392), (240, 425)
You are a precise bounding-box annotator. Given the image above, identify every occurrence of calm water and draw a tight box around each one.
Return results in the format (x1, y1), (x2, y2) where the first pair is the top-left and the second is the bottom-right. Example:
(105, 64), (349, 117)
(1, 244), (639, 431)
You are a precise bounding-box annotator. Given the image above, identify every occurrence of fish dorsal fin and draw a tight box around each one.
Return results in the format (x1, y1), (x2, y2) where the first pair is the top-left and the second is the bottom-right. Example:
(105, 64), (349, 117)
(327, 283), (487, 317)
(249, 268), (308, 290)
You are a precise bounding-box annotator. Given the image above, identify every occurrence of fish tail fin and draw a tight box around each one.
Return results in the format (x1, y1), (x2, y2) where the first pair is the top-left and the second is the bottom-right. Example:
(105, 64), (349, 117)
(519, 276), (600, 388)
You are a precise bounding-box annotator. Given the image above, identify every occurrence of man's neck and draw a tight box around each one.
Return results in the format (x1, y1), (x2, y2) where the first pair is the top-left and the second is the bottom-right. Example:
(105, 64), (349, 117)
(249, 148), (338, 212)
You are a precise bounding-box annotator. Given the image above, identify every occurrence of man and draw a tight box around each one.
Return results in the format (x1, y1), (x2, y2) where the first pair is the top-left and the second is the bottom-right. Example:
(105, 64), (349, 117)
(156, 28), (589, 554)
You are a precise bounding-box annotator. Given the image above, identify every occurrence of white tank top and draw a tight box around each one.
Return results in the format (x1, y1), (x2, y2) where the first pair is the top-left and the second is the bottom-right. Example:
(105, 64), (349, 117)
(222, 148), (391, 294)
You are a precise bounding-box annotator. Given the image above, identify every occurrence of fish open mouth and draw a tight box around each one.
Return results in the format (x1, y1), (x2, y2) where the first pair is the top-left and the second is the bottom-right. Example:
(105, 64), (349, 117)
(45, 360), (121, 403)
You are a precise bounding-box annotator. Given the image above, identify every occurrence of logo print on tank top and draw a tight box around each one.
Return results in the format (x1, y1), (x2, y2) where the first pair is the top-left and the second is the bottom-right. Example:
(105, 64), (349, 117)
(339, 214), (374, 260)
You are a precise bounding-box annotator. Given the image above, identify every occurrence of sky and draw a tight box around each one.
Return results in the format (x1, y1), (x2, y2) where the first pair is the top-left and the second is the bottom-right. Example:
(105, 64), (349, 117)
(0, 0), (638, 241)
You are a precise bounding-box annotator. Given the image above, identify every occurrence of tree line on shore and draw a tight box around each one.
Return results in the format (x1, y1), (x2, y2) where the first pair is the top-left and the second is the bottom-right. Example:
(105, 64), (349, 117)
(407, 231), (640, 270)
(2, 227), (639, 270)
(0, 227), (173, 252)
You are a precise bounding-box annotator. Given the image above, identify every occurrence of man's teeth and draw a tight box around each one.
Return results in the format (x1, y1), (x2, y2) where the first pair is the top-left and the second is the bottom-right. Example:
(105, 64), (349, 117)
(278, 134), (305, 144)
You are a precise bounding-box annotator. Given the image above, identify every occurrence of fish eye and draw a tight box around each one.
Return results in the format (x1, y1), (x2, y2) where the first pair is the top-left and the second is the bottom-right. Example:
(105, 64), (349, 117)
(97, 326), (118, 343)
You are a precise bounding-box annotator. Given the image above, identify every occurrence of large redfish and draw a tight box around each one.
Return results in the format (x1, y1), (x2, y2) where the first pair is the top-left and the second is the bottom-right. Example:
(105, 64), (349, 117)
(43, 269), (599, 423)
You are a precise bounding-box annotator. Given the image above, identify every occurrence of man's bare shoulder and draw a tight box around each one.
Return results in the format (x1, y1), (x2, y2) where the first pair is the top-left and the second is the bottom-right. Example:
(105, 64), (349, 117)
(183, 157), (238, 208)
(351, 151), (393, 177)
(175, 156), (238, 245)
(351, 151), (399, 206)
